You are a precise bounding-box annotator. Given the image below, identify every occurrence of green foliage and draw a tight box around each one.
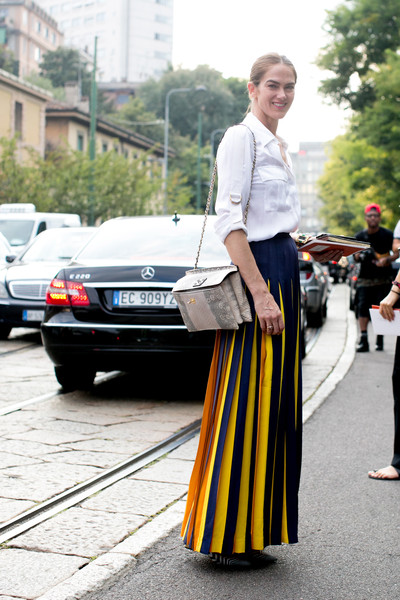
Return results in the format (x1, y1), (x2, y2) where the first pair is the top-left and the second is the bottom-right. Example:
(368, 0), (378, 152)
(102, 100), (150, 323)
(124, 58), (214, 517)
(39, 47), (92, 96)
(0, 45), (18, 75)
(0, 137), (162, 222)
(109, 98), (164, 144)
(317, 0), (400, 110)
(138, 65), (246, 142)
(23, 72), (66, 101)
(0, 138), (44, 205)
(317, 2), (400, 232)
(38, 47), (114, 116)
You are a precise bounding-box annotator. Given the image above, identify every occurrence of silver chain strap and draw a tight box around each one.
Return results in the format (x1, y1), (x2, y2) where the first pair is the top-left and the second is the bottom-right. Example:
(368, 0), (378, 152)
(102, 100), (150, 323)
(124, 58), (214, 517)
(194, 124), (257, 269)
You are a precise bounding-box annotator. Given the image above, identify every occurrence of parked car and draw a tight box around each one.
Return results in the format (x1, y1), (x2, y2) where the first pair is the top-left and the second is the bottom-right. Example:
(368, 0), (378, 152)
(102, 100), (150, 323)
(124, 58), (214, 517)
(298, 251), (330, 327)
(0, 232), (12, 266)
(299, 285), (308, 359)
(0, 203), (81, 252)
(42, 216), (310, 391)
(0, 227), (96, 339)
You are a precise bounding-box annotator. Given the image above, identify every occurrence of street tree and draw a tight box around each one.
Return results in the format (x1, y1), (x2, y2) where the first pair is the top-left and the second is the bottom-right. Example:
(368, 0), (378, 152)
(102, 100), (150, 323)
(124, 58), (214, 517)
(138, 65), (246, 142)
(318, 50), (400, 232)
(39, 47), (92, 96)
(0, 137), (163, 221)
(317, 0), (400, 111)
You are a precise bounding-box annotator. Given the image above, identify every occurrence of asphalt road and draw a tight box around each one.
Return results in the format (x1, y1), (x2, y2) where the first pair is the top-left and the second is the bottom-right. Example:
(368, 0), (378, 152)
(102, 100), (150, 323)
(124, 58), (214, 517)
(84, 336), (400, 600)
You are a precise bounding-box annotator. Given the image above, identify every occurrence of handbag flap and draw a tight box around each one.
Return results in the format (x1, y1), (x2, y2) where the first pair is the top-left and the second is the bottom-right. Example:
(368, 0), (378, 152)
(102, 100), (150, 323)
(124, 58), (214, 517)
(172, 265), (238, 292)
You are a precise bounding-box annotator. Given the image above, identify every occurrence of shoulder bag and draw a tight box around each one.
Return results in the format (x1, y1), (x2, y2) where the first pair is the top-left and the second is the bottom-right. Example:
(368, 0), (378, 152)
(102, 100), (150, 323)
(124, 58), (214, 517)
(172, 125), (256, 332)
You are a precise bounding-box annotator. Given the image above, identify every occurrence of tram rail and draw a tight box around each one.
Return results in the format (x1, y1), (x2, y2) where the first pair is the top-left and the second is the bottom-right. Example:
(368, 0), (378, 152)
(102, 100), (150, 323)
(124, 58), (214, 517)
(0, 418), (201, 544)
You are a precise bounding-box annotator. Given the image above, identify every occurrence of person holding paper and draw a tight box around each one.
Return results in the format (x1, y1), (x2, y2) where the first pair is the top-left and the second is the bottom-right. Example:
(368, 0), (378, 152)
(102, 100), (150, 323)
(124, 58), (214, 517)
(368, 271), (400, 480)
(354, 204), (394, 352)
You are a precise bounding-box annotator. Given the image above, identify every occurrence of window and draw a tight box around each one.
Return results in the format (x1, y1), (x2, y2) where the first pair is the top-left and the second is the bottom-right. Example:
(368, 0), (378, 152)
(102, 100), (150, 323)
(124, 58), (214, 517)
(154, 33), (171, 43)
(45, 27), (49, 38)
(34, 46), (41, 62)
(14, 102), (23, 135)
(77, 133), (84, 151)
(102, 142), (108, 152)
(36, 20), (41, 33)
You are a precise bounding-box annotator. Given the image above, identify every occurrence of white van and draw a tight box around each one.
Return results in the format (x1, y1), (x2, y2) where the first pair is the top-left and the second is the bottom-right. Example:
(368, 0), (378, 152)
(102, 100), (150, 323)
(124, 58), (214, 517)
(0, 204), (81, 253)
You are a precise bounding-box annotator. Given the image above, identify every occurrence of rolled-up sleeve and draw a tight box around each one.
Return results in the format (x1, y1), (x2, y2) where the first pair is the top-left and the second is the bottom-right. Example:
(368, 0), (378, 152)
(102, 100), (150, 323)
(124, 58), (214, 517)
(214, 125), (253, 243)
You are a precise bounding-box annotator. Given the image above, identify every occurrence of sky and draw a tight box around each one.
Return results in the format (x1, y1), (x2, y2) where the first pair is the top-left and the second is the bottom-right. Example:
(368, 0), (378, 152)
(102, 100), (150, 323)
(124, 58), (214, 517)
(172, 0), (349, 150)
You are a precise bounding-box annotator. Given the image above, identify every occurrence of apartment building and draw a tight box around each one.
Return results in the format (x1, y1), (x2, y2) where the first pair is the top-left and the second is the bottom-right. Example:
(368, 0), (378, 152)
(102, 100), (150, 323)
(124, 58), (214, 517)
(0, 0), (63, 77)
(0, 67), (50, 159)
(291, 142), (330, 233)
(36, 0), (174, 82)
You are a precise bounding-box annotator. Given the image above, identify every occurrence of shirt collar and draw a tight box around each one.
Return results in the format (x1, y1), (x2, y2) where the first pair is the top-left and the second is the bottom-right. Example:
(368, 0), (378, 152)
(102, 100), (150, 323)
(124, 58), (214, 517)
(243, 112), (285, 148)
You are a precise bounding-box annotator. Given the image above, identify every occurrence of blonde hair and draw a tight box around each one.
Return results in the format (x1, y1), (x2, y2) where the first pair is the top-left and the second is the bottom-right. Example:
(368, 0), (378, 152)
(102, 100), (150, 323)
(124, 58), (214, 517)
(249, 53), (297, 87)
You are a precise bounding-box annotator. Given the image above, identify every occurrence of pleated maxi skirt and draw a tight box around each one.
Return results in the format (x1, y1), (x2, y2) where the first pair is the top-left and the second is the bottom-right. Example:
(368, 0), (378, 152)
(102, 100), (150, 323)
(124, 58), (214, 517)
(181, 234), (303, 556)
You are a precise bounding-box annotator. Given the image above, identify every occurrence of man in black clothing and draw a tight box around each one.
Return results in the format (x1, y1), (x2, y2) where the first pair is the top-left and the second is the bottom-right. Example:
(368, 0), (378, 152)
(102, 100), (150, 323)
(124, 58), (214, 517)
(354, 203), (394, 352)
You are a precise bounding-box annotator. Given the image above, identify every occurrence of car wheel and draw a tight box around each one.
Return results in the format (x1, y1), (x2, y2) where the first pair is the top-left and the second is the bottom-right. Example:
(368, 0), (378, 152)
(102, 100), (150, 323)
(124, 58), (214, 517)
(307, 304), (324, 327)
(0, 325), (12, 340)
(300, 327), (306, 359)
(54, 365), (96, 392)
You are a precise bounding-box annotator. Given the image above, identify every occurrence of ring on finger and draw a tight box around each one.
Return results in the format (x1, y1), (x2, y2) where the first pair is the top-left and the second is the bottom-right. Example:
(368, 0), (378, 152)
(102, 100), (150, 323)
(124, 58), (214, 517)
(267, 325), (273, 330)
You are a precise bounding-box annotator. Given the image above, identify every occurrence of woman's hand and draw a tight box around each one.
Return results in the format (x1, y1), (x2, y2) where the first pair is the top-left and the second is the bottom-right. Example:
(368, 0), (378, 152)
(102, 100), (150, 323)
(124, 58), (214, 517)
(309, 249), (344, 263)
(253, 290), (285, 335)
(224, 230), (285, 335)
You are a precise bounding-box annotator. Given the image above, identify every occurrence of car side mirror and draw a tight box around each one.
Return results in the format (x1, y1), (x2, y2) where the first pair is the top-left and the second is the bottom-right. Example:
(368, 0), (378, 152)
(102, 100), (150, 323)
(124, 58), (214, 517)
(5, 254), (17, 263)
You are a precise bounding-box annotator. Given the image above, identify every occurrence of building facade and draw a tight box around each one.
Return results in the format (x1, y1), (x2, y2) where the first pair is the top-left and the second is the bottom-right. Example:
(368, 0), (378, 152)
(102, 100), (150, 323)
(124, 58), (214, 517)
(45, 102), (169, 163)
(36, 0), (174, 83)
(0, 67), (50, 159)
(291, 142), (330, 233)
(0, 0), (63, 78)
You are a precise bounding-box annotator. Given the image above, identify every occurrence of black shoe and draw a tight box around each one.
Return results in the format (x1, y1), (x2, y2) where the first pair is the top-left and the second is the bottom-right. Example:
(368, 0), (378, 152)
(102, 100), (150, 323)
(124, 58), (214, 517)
(356, 336), (369, 352)
(375, 335), (384, 351)
(248, 550), (278, 566)
(208, 552), (252, 568)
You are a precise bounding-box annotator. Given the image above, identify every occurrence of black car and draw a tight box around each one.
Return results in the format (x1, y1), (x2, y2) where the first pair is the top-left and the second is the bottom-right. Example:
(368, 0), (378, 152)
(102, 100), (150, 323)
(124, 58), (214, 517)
(0, 227), (96, 339)
(298, 251), (330, 327)
(42, 216), (310, 391)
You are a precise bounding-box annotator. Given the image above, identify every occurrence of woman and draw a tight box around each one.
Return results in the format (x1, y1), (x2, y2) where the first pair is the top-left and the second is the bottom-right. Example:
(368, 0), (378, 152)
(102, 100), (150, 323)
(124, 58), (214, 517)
(181, 53), (331, 568)
(368, 270), (400, 480)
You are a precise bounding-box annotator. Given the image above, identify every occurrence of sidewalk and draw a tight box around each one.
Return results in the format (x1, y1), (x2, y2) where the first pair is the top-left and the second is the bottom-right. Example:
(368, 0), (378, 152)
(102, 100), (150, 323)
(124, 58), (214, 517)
(32, 284), (358, 600)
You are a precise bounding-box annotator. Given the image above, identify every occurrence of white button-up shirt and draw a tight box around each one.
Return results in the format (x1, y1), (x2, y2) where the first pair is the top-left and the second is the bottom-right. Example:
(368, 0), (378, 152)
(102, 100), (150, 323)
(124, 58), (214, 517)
(214, 112), (301, 243)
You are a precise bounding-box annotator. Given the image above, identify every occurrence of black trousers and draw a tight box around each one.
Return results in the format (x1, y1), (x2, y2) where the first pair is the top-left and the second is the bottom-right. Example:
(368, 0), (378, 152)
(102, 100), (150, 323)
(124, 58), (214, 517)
(392, 337), (400, 473)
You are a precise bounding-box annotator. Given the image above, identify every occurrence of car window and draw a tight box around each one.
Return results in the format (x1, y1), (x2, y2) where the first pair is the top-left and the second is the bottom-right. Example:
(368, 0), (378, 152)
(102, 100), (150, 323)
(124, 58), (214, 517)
(20, 230), (93, 262)
(0, 219), (35, 247)
(76, 218), (230, 266)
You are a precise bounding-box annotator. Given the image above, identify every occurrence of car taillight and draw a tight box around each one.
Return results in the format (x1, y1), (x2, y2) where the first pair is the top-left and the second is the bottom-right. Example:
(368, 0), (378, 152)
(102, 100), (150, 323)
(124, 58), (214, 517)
(46, 278), (90, 306)
(301, 252), (312, 261)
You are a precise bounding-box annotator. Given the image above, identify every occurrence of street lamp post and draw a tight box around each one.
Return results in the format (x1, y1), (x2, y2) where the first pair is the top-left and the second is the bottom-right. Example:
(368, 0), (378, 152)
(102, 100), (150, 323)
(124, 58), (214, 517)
(163, 86), (207, 215)
(209, 128), (225, 181)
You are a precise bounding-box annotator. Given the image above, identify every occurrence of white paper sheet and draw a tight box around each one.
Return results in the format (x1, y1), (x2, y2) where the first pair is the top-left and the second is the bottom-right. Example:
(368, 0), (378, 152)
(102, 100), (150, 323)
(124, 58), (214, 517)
(369, 308), (400, 335)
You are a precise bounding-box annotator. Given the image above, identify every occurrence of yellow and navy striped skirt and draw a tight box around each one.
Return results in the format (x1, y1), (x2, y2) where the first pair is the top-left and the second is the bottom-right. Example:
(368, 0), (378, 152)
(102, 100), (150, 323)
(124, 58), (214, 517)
(181, 234), (303, 555)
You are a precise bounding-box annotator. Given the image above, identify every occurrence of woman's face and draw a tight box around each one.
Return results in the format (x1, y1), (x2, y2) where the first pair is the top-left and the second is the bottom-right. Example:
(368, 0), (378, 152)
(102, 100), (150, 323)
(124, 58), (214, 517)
(248, 64), (296, 128)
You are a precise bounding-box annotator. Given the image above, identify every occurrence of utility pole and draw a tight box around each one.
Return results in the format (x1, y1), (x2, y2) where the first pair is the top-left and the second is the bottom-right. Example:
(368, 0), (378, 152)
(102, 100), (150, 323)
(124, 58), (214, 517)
(196, 108), (203, 213)
(88, 36), (97, 226)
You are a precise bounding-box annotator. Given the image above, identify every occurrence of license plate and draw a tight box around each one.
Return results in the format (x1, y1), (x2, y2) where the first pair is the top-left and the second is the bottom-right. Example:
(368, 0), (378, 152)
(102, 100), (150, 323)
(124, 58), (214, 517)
(112, 290), (177, 308)
(23, 309), (45, 322)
